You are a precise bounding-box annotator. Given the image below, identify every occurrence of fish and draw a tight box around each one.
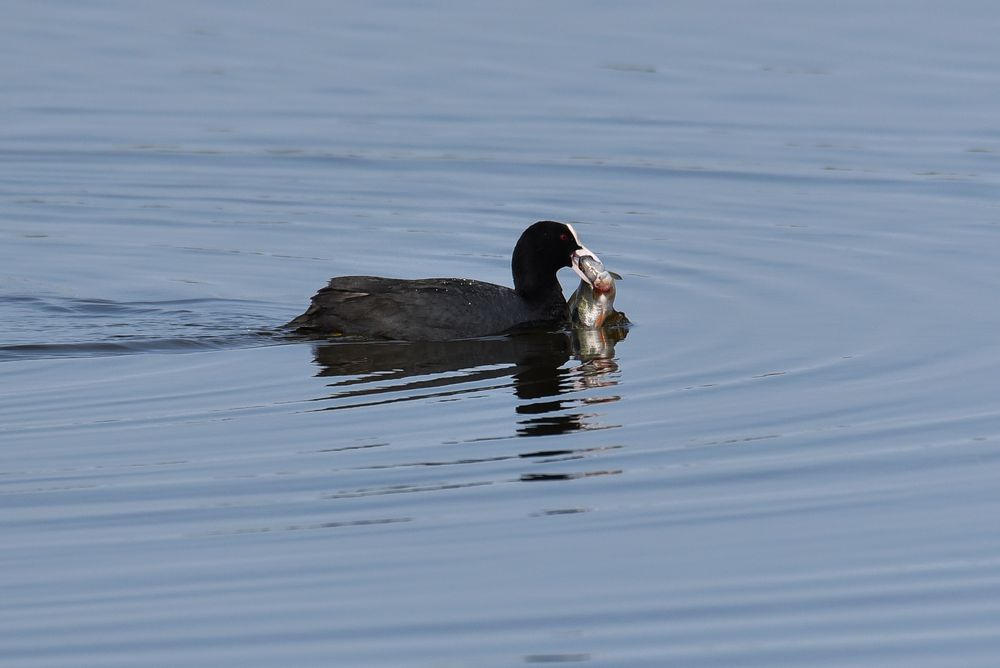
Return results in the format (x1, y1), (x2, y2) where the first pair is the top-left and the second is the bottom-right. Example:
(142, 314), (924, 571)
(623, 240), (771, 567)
(568, 254), (629, 329)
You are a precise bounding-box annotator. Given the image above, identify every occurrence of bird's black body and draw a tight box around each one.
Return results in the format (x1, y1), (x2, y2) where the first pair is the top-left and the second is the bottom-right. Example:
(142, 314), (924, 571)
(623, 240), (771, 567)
(286, 221), (595, 341)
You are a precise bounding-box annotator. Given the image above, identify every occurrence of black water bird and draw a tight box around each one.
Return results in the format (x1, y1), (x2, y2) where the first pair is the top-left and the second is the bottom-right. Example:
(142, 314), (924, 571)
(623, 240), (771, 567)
(286, 220), (599, 341)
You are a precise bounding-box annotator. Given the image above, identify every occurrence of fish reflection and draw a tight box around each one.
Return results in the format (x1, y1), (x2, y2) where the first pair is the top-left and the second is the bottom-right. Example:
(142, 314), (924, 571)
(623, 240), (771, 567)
(307, 327), (627, 437)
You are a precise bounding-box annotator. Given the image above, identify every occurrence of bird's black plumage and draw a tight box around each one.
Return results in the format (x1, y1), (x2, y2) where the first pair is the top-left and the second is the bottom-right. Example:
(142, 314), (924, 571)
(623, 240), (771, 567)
(286, 221), (595, 341)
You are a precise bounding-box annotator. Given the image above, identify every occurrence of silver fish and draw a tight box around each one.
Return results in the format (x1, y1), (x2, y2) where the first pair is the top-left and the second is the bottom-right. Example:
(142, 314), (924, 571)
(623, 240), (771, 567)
(568, 255), (628, 329)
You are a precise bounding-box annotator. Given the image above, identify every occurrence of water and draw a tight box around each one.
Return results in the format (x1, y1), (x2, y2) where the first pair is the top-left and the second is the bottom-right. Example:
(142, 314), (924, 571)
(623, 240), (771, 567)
(3, 2), (1000, 666)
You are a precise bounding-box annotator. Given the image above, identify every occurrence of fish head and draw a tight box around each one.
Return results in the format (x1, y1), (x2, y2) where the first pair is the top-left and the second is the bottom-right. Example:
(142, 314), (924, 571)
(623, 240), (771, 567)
(571, 248), (604, 287)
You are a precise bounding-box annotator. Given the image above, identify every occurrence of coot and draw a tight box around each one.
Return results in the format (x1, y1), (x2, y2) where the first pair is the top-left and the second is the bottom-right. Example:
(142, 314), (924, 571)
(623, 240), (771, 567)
(286, 220), (599, 341)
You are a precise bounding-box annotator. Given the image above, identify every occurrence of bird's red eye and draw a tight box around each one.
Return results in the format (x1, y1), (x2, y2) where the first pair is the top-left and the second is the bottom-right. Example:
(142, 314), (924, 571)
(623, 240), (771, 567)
(559, 233), (569, 241)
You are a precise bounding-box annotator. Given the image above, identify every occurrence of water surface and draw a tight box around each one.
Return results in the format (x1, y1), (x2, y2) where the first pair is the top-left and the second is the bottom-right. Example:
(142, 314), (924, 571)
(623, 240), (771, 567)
(3, 2), (1000, 666)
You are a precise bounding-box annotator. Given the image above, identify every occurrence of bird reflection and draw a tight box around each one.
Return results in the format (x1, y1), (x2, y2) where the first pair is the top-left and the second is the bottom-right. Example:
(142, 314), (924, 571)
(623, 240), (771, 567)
(307, 326), (628, 437)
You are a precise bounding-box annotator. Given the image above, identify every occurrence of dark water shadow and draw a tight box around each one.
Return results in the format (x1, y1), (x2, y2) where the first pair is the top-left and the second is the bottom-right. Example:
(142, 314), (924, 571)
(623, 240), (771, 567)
(307, 327), (628, 437)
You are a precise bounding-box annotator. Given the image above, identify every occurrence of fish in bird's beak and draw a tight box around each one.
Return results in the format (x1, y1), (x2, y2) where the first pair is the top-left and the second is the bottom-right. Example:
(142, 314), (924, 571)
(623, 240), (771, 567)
(571, 246), (601, 286)
(568, 252), (629, 330)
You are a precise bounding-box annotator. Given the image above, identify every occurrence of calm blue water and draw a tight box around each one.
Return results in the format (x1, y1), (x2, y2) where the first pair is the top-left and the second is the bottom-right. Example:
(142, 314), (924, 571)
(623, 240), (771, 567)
(4, 2), (1000, 666)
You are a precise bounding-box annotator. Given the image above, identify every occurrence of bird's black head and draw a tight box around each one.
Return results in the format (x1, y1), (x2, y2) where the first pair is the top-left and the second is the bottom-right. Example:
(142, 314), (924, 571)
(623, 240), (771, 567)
(511, 221), (598, 300)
